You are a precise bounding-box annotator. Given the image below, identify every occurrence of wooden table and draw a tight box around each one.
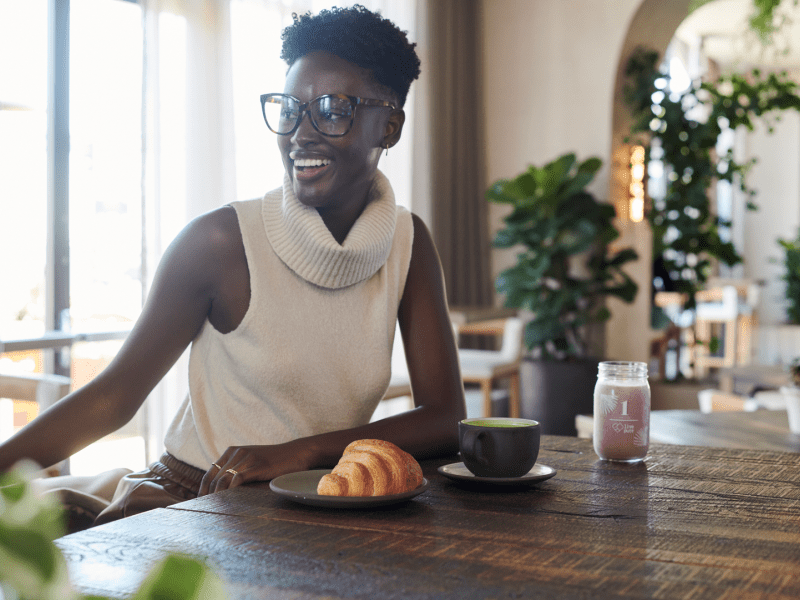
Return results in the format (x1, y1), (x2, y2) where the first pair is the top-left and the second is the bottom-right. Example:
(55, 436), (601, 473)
(577, 409), (800, 453)
(56, 436), (800, 599)
(717, 364), (790, 395)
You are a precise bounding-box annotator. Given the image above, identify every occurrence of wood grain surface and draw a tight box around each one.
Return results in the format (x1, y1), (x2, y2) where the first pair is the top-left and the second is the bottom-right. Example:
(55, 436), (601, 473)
(649, 409), (800, 452)
(56, 436), (800, 599)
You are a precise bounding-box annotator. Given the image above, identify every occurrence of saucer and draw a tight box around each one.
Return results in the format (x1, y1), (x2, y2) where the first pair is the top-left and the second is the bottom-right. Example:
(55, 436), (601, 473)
(437, 462), (557, 487)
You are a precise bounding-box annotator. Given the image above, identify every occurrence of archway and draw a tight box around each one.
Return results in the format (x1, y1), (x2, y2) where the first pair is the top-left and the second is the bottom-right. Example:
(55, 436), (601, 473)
(606, 0), (692, 364)
(607, 0), (800, 369)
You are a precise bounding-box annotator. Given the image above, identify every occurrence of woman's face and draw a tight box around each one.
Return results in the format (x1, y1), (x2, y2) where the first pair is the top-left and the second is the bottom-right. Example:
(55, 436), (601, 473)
(278, 51), (402, 215)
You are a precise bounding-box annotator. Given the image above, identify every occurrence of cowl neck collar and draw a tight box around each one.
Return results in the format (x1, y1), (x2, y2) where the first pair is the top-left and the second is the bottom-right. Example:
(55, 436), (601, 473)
(263, 170), (397, 289)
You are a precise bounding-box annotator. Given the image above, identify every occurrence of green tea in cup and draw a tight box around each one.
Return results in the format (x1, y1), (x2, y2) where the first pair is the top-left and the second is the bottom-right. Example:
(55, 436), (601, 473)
(458, 417), (540, 477)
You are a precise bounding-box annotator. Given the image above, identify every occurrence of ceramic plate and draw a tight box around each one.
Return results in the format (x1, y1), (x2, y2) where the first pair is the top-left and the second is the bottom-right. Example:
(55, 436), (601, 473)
(270, 469), (429, 508)
(437, 462), (557, 487)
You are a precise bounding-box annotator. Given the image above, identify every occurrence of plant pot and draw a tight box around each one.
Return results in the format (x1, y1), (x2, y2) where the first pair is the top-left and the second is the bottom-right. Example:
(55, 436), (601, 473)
(520, 358), (600, 436)
(779, 386), (800, 435)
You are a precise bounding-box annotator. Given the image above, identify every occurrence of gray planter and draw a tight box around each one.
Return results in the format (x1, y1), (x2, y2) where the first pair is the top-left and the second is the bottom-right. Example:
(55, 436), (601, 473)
(520, 358), (600, 436)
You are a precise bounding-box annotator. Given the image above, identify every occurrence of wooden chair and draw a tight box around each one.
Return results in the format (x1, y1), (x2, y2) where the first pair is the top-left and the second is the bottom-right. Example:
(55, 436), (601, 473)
(0, 371), (73, 473)
(697, 388), (786, 413)
(457, 317), (524, 418)
(694, 283), (759, 378)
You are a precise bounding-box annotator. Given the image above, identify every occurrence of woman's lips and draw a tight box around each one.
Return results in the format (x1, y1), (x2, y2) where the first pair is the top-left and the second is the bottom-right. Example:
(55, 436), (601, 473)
(291, 154), (332, 181)
(294, 162), (331, 180)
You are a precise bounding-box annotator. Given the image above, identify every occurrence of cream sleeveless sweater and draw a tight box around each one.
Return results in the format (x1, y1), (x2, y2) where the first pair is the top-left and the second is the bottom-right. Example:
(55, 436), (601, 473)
(163, 171), (414, 469)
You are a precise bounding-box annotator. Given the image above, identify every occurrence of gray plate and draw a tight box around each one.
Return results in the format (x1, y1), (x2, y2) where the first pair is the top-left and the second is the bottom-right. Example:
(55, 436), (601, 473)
(270, 469), (429, 508)
(437, 462), (557, 486)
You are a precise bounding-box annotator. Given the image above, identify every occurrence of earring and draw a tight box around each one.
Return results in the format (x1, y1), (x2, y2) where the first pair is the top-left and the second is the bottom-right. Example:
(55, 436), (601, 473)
(383, 142), (389, 157)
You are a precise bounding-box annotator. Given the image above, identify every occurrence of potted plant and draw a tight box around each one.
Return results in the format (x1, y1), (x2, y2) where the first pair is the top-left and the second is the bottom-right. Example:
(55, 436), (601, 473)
(487, 152), (639, 434)
(776, 234), (800, 435)
(779, 358), (800, 435)
(776, 230), (800, 326)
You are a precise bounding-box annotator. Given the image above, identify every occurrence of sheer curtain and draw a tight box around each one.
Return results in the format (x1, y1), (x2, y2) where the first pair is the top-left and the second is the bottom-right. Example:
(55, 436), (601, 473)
(139, 0), (419, 462)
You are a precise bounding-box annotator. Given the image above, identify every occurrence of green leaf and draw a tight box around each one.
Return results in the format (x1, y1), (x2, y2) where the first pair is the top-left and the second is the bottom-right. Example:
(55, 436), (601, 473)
(0, 525), (57, 580)
(525, 319), (565, 349)
(131, 555), (227, 600)
(492, 227), (522, 249)
(607, 248), (639, 266)
(0, 482), (25, 503)
(486, 180), (516, 204)
(132, 556), (204, 600)
(577, 156), (602, 174)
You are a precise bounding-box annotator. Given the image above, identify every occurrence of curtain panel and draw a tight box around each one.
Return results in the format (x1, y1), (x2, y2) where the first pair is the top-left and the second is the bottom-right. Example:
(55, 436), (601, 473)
(423, 0), (492, 310)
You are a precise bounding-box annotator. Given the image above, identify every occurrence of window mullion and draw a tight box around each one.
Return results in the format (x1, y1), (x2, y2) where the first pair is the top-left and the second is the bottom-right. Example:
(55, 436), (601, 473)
(48, 0), (70, 377)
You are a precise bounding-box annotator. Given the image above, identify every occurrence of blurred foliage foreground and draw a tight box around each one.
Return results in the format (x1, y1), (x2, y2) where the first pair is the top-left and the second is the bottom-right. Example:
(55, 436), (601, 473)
(0, 462), (227, 600)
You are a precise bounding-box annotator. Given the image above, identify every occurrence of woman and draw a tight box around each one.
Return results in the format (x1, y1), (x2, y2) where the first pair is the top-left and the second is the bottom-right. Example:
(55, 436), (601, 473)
(0, 5), (465, 530)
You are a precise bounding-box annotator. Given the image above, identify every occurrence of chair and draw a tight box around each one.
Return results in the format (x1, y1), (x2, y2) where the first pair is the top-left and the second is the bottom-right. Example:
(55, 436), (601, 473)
(457, 317), (524, 418)
(693, 283), (759, 378)
(0, 372), (73, 473)
(697, 388), (786, 413)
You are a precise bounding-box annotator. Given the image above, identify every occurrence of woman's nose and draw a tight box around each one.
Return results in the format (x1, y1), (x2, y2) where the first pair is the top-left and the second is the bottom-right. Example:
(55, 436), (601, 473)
(291, 110), (318, 144)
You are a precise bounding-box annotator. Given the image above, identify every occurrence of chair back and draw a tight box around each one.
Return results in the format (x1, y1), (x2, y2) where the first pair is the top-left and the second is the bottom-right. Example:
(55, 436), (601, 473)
(695, 285), (739, 320)
(0, 372), (72, 412)
(498, 317), (524, 362)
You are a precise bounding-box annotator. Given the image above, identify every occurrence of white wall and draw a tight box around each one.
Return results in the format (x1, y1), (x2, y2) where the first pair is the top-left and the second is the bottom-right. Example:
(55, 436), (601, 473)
(742, 112), (800, 325)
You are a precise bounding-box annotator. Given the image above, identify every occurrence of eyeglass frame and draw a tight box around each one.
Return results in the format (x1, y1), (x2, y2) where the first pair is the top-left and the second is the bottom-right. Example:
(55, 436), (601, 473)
(260, 93), (396, 138)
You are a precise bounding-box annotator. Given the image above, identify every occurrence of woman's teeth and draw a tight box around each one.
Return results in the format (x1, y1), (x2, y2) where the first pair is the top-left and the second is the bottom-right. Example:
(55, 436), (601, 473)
(293, 158), (331, 168)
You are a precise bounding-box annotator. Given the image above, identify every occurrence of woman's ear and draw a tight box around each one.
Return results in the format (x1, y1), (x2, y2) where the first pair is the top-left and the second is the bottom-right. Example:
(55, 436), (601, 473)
(382, 109), (406, 150)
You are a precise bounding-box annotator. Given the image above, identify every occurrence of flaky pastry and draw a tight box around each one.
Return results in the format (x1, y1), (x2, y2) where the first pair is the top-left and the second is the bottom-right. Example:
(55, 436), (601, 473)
(317, 439), (423, 497)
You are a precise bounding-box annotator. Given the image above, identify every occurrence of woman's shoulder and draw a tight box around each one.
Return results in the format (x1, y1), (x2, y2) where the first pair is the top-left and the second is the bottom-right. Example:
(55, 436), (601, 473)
(185, 206), (243, 255)
(166, 206), (246, 283)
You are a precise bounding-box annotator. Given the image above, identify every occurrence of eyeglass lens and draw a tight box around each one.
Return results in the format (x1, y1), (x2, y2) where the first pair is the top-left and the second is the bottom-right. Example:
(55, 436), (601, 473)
(263, 95), (354, 136)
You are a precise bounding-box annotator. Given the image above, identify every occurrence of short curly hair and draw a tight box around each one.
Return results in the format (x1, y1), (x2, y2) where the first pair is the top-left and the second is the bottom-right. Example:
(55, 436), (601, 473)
(280, 5), (421, 108)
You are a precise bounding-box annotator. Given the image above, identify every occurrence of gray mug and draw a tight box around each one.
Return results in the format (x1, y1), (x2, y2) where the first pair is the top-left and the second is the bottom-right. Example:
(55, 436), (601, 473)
(458, 417), (541, 478)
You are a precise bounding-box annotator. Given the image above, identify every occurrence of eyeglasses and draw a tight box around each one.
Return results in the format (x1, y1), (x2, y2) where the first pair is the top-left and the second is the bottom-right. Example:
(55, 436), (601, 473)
(260, 93), (396, 137)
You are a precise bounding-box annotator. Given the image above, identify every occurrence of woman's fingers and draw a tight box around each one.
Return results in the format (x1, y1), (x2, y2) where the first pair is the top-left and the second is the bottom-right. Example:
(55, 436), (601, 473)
(212, 465), (245, 494)
(199, 461), (224, 496)
(198, 443), (306, 496)
(198, 448), (250, 496)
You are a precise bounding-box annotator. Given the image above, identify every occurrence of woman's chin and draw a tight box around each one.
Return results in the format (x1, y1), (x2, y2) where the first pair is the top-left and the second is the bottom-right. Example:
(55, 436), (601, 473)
(293, 185), (330, 210)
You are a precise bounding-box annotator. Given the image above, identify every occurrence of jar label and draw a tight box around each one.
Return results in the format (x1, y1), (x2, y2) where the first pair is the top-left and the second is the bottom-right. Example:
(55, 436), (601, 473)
(593, 383), (650, 461)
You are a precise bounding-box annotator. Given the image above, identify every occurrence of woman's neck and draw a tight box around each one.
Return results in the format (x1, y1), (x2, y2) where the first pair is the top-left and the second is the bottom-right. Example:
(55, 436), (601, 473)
(316, 195), (370, 245)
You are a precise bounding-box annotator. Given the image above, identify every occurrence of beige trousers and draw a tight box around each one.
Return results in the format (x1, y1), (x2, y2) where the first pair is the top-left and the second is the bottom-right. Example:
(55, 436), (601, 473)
(32, 453), (206, 534)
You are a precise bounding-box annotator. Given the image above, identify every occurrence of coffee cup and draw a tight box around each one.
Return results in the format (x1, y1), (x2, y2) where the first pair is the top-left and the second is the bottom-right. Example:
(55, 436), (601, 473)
(458, 417), (540, 478)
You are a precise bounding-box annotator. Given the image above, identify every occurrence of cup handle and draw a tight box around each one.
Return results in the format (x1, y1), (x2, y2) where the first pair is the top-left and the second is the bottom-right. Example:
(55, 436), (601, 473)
(462, 430), (489, 466)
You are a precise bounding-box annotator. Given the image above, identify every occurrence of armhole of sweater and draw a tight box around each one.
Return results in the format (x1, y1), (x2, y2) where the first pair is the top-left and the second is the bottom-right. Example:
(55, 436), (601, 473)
(223, 198), (262, 335)
(396, 206), (415, 305)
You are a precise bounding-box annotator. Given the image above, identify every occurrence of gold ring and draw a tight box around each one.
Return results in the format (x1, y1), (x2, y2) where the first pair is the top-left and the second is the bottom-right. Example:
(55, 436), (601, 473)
(226, 468), (239, 477)
(211, 463), (222, 470)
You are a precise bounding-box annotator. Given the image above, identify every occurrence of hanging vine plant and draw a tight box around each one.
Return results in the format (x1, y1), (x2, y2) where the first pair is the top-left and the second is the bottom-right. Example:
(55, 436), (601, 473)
(623, 46), (800, 307)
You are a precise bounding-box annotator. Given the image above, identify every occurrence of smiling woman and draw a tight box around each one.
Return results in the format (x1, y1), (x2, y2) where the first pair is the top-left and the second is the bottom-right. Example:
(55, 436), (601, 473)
(1, 3), (466, 534)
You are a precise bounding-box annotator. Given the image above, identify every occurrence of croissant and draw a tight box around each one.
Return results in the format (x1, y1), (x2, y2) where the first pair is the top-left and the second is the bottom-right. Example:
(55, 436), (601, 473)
(317, 439), (423, 497)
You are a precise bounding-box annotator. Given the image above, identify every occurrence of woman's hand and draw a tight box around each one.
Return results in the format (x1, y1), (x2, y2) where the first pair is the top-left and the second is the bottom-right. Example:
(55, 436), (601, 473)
(198, 441), (315, 496)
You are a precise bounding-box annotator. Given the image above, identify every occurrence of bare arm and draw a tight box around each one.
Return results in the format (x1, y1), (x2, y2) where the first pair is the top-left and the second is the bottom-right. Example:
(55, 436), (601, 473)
(0, 208), (243, 472)
(201, 213), (466, 494)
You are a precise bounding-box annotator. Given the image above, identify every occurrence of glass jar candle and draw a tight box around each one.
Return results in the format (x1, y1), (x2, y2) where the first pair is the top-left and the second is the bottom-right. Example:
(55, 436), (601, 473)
(593, 361), (650, 462)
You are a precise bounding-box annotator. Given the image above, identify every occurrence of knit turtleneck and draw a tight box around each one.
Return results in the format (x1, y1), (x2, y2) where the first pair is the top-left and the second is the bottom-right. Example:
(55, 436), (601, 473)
(262, 170), (397, 289)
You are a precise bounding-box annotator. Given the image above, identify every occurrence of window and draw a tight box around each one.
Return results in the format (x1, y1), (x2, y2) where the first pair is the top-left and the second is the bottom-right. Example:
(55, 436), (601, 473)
(1, 0), (146, 473)
(2, 0), (419, 473)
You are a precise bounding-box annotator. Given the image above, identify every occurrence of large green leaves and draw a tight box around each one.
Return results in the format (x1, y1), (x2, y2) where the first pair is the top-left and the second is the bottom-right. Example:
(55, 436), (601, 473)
(0, 464), (228, 600)
(487, 153), (638, 358)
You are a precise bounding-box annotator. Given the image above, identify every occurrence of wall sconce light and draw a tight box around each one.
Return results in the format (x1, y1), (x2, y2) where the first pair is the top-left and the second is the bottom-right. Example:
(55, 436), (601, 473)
(629, 145), (646, 223)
